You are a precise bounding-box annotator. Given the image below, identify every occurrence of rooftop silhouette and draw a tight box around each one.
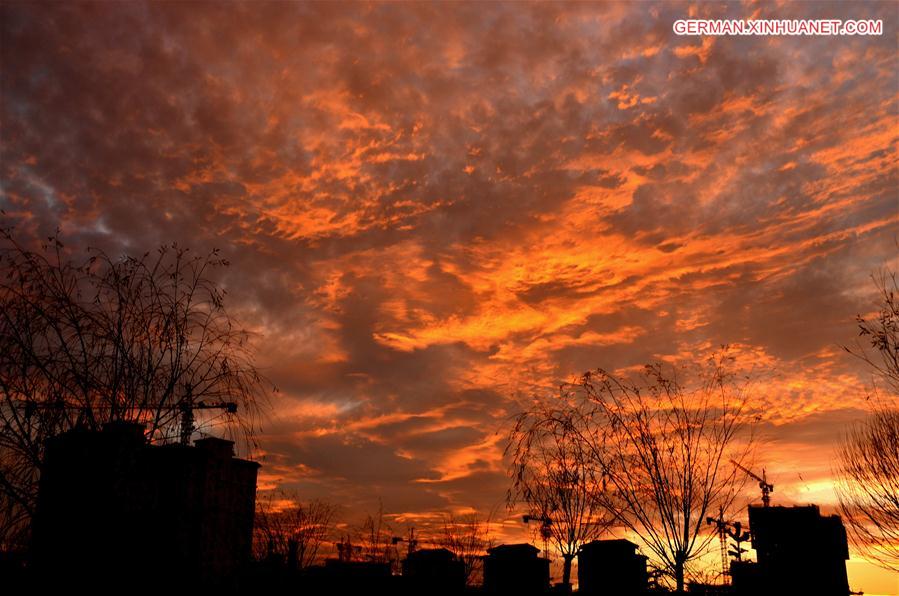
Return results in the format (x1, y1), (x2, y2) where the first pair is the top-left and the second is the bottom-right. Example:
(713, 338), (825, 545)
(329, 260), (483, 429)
(0, 420), (865, 596)
(730, 504), (850, 596)
(30, 422), (259, 593)
(578, 539), (648, 596)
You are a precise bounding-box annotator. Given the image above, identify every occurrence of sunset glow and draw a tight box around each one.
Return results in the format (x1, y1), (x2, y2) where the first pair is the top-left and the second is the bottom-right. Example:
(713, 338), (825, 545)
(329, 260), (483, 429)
(1, 1), (897, 593)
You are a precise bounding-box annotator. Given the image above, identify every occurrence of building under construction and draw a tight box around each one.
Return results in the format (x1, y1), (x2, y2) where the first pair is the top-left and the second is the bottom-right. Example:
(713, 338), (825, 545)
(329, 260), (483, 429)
(730, 504), (850, 596)
(30, 421), (259, 592)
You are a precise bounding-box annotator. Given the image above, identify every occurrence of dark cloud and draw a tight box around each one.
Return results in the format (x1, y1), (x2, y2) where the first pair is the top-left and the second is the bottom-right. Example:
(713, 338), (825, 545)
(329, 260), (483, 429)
(1, 7), (896, 589)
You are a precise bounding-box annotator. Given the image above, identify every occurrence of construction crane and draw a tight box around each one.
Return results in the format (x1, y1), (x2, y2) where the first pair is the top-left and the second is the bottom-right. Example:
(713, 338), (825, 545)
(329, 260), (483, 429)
(706, 508), (732, 583)
(11, 385), (237, 446)
(731, 460), (773, 507)
(179, 383), (237, 445)
(392, 527), (418, 558)
(523, 514), (553, 558)
(706, 508), (752, 583)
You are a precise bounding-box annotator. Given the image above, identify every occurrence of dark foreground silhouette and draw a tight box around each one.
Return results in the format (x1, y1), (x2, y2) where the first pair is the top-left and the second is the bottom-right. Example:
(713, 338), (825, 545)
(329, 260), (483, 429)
(28, 421), (259, 594)
(1, 423), (854, 596)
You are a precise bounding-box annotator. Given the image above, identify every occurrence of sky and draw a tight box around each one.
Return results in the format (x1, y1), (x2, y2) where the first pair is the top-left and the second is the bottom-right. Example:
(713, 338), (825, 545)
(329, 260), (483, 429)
(1, 1), (897, 593)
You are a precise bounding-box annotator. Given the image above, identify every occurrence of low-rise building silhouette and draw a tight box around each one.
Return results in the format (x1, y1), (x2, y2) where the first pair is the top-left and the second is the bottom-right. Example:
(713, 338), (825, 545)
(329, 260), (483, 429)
(686, 583), (732, 595)
(731, 504), (850, 596)
(402, 547), (466, 594)
(578, 539), (648, 596)
(31, 421), (259, 591)
(483, 543), (550, 595)
(303, 558), (397, 594)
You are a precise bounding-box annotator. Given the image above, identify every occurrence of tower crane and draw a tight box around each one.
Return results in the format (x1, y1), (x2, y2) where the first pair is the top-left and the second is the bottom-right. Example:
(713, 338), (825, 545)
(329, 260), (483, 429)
(15, 383), (238, 446)
(179, 383), (237, 445)
(731, 460), (773, 507)
(523, 514), (553, 558)
(392, 527), (418, 558)
(706, 508), (752, 583)
(706, 508), (731, 583)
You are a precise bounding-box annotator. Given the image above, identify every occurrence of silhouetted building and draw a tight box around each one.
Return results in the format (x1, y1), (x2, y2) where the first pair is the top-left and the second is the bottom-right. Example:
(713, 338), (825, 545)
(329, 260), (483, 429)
(31, 422), (259, 592)
(729, 560), (761, 596)
(298, 559), (397, 594)
(402, 548), (465, 594)
(0, 549), (27, 593)
(731, 505), (849, 596)
(687, 583), (732, 595)
(484, 543), (550, 595)
(578, 539), (648, 596)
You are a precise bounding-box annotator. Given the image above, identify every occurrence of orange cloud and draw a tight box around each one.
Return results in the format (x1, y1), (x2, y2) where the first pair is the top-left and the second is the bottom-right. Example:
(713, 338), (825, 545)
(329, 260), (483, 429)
(1, 1), (896, 590)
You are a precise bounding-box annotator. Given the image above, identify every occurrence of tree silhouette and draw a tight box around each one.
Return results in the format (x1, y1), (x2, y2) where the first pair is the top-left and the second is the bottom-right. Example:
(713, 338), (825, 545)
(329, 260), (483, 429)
(0, 229), (270, 549)
(507, 406), (613, 591)
(357, 502), (398, 567)
(846, 270), (899, 394)
(254, 490), (337, 569)
(515, 352), (753, 593)
(437, 512), (493, 586)
(838, 270), (899, 571)
(837, 407), (899, 571)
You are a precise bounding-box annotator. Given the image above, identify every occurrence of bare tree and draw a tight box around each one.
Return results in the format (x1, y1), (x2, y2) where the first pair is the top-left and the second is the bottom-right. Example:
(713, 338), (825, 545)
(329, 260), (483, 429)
(837, 407), (899, 571)
(846, 270), (899, 395)
(507, 407), (613, 590)
(356, 501), (398, 567)
(254, 491), (338, 569)
(515, 352), (753, 593)
(579, 355), (753, 593)
(838, 270), (899, 571)
(437, 512), (493, 586)
(0, 229), (270, 549)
